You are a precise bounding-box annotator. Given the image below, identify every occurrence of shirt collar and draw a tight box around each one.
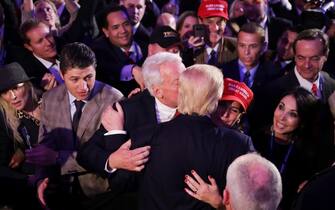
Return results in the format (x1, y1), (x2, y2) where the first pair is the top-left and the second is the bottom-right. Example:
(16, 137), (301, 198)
(121, 41), (137, 53)
(133, 22), (140, 34)
(258, 16), (267, 28)
(205, 43), (220, 55)
(238, 59), (259, 78)
(155, 98), (177, 123)
(68, 91), (88, 104)
(294, 67), (321, 94)
(33, 54), (58, 68)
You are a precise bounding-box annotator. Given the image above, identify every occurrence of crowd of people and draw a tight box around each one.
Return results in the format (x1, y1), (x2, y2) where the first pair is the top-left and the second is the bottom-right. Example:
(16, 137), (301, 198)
(0, 0), (335, 209)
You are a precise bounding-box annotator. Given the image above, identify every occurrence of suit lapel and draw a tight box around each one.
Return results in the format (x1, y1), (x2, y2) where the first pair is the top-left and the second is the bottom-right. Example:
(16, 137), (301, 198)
(57, 85), (73, 139)
(76, 83), (102, 141)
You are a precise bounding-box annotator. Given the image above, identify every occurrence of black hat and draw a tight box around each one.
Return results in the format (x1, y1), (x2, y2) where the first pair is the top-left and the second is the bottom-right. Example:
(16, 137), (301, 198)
(0, 62), (31, 92)
(149, 26), (182, 48)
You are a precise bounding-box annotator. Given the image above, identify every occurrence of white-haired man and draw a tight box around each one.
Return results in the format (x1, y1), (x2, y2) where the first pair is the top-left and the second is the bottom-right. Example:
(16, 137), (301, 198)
(224, 153), (282, 210)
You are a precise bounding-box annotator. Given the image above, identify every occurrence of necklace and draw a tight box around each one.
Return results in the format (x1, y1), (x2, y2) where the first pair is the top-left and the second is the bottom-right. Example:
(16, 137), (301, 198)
(17, 110), (40, 126)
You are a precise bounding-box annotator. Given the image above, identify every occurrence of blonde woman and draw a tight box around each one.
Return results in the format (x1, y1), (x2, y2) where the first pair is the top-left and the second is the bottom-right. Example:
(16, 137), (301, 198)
(0, 62), (42, 209)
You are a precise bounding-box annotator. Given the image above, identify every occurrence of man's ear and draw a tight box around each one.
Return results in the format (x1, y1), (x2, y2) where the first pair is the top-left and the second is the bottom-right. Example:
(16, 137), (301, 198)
(24, 43), (33, 52)
(223, 188), (230, 207)
(152, 85), (163, 99)
(102, 28), (109, 38)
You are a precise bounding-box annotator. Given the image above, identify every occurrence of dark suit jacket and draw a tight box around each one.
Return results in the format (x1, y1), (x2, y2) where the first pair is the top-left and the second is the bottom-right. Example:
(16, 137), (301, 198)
(84, 115), (254, 210)
(292, 166), (335, 210)
(37, 81), (123, 196)
(134, 24), (150, 44)
(77, 89), (157, 174)
(91, 36), (148, 95)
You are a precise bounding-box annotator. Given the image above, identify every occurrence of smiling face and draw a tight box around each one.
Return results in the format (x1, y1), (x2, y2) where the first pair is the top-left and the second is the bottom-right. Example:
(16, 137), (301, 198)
(273, 95), (300, 138)
(62, 66), (96, 100)
(102, 10), (133, 49)
(294, 39), (327, 82)
(1, 83), (30, 111)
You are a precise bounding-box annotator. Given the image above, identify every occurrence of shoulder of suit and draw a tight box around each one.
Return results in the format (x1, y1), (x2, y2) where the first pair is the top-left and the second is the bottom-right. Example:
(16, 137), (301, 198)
(95, 81), (124, 100)
(42, 83), (66, 100)
(121, 89), (153, 107)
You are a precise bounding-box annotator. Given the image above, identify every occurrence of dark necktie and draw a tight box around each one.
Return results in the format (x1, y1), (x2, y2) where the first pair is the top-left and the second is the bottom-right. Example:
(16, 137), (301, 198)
(243, 71), (251, 88)
(208, 50), (217, 66)
(72, 100), (85, 134)
(125, 50), (135, 64)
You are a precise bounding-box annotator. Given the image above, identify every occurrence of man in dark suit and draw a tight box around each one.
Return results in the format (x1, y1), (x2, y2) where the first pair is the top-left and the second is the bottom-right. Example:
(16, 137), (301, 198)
(78, 52), (186, 173)
(120, 0), (150, 43)
(7, 20), (60, 91)
(91, 4), (148, 96)
(266, 29), (335, 170)
(242, 0), (292, 50)
(80, 64), (254, 210)
(76, 52), (184, 209)
(222, 22), (281, 136)
(25, 43), (125, 210)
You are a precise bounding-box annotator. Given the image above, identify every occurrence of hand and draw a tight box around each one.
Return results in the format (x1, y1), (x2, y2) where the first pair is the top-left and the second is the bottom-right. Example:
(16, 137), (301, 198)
(41, 73), (57, 91)
(25, 145), (58, 166)
(37, 178), (49, 208)
(328, 91), (335, 119)
(132, 66), (145, 90)
(184, 170), (223, 209)
(188, 36), (205, 49)
(127, 88), (141, 98)
(108, 139), (150, 172)
(102, 103), (124, 131)
(9, 148), (25, 168)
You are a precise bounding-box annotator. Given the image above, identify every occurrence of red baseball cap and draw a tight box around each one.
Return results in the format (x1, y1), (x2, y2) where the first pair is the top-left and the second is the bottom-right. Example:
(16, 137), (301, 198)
(198, 0), (229, 20)
(221, 78), (254, 111)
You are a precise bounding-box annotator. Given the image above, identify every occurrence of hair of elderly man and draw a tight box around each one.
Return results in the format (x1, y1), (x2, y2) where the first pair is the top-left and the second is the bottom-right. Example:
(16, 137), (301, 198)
(226, 153), (282, 210)
(178, 64), (223, 116)
(141, 52), (185, 95)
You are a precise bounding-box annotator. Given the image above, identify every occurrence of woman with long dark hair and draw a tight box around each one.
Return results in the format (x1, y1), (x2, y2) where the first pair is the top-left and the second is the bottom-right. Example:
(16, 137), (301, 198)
(185, 87), (321, 210)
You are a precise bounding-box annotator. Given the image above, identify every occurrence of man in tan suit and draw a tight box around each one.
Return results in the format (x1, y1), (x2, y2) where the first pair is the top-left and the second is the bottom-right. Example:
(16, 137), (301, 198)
(25, 42), (149, 209)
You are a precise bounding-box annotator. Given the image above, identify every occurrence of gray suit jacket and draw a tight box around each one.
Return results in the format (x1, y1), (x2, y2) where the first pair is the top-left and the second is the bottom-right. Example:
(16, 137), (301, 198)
(38, 81), (123, 196)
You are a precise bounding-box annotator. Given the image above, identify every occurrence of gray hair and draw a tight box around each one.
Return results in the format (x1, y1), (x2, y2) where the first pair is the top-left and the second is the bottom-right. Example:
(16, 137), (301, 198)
(142, 52), (185, 95)
(226, 153), (282, 210)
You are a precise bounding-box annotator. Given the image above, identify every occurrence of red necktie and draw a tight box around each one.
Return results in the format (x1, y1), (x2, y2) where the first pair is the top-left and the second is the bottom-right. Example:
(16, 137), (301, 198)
(311, 83), (318, 96)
